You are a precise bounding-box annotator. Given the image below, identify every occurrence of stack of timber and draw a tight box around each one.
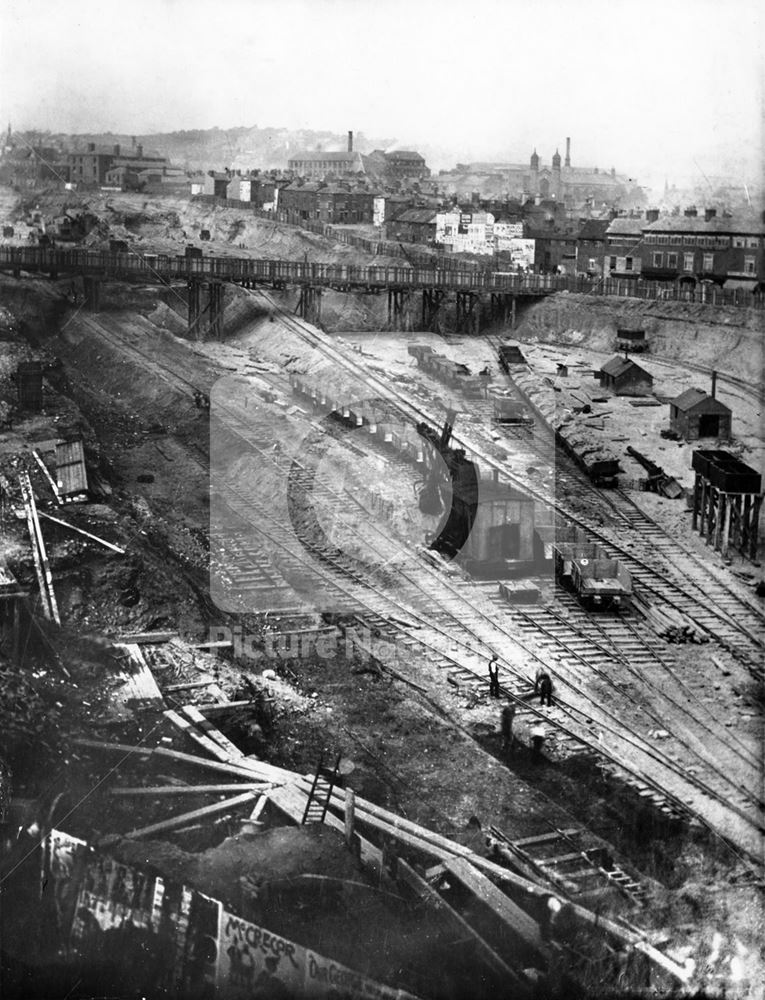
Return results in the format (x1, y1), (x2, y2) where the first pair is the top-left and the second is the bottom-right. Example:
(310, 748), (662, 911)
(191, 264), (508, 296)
(635, 596), (709, 644)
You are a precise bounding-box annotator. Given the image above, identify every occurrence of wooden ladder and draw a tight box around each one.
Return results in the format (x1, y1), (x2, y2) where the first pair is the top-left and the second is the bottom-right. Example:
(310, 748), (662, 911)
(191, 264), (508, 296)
(301, 753), (341, 825)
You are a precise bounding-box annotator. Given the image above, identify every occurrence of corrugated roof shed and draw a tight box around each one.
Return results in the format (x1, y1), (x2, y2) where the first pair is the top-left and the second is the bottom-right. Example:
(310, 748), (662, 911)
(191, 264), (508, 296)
(56, 439), (88, 497)
(601, 356), (643, 378)
(671, 389), (731, 413)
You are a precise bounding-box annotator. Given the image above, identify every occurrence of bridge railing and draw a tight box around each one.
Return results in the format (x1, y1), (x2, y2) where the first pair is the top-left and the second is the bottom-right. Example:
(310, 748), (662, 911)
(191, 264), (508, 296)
(1, 245), (762, 310)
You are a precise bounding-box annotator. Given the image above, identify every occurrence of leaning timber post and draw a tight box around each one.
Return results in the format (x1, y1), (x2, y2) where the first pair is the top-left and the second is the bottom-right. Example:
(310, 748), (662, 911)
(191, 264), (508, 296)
(387, 289), (393, 328)
(510, 295), (516, 329)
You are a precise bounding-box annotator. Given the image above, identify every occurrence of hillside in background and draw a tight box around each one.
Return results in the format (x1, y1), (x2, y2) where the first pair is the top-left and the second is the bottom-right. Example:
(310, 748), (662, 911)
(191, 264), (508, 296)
(57, 126), (398, 172)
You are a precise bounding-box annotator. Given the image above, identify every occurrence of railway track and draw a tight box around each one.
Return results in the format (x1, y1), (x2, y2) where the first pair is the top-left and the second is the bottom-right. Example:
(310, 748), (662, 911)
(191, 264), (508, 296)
(73, 308), (765, 866)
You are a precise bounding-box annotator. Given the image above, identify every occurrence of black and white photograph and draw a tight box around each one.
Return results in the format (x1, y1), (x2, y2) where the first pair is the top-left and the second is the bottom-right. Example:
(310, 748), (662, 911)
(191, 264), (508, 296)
(0, 1), (762, 997)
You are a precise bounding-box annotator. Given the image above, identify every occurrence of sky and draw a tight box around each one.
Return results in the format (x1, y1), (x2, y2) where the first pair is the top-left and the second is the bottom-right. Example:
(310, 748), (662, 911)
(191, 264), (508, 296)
(1, 0), (762, 190)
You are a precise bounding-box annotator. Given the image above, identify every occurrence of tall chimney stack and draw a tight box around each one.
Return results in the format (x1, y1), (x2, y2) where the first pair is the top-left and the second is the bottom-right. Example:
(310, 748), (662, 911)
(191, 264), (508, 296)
(565, 136), (571, 167)
(347, 130), (353, 153)
(711, 370), (717, 398)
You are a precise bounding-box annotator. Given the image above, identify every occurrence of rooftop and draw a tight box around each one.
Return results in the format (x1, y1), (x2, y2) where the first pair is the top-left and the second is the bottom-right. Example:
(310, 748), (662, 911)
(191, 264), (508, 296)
(671, 388), (731, 413)
(601, 355), (650, 378)
(644, 214), (764, 235)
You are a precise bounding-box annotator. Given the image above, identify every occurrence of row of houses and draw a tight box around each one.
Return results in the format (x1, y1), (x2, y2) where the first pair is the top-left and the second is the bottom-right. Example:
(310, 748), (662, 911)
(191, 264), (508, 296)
(286, 132), (430, 184)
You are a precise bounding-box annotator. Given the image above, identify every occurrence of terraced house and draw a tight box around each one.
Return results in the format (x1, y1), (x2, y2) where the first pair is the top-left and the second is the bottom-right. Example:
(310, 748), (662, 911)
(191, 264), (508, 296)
(640, 209), (765, 292)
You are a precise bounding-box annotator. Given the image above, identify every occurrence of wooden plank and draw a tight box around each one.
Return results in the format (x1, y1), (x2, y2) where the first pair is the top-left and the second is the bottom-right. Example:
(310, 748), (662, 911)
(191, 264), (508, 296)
(164, 679), (217, 692)
(38, 511), (125, 553)
(267, 783), (384, 878)
(198, 700), (255, 716)
(396, 859), (532, 998)
(109, 784), (265, 797)
(114, 644), (164, 703)
(32, 450), (63, 504)
(100, 790), (257, 844)
(71, 738), (288, 783)
(19, 473), (53, 620)
(118, 631), (176, 645)
(513, 828), (581, 849)
(444, 857), (546, 955)
(182, 705), (245, 760)
(163, 708), (237, 764)
(22, 473), (61, 625)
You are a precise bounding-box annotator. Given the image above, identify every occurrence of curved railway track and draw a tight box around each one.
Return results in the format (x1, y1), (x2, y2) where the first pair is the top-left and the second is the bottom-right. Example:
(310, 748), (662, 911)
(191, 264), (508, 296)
(70, 308), (765, 866)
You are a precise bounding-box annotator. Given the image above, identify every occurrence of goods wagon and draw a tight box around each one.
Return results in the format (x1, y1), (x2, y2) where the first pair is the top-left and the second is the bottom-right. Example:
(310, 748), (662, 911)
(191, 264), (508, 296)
(570, 558), (632, 609)
(493, 394), (534, 427)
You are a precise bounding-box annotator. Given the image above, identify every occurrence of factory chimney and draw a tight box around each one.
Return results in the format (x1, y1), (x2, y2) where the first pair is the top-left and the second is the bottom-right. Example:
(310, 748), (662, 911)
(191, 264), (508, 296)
(565, 136), (571, 167)
(347, 131), (353, 153)
(711, 370), (717, 398)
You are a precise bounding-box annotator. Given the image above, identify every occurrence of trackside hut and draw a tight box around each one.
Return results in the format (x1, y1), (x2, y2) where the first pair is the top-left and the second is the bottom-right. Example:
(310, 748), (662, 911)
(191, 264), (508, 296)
(669, 388), (732, 440)
(599, 356), (653, 396)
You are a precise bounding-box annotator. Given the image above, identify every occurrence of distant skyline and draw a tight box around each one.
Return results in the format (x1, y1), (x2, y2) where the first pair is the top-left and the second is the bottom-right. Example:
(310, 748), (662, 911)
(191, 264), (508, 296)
(1, 0), (762, 192)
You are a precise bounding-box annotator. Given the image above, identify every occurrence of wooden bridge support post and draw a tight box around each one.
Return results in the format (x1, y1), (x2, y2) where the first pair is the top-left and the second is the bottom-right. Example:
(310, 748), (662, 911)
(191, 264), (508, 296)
(83, 275), (101, 313)
(455, 292), (479, 334)
(187, 279), (202, 339)
(296, 285), (322, 326)
(208, 281), (225, 340)
(421, 289), (444, 332)
(387, 289), (411, 331)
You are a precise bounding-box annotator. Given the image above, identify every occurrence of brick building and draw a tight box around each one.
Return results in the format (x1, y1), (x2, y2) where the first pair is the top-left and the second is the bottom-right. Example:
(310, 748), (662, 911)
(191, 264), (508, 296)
(641, 210), (764, 291)
(576, 219), (610, 276)
(603, 216), (644, 279)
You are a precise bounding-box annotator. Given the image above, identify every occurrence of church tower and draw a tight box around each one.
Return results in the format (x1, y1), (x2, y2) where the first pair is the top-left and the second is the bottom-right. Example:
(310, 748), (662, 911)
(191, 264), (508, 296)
(552, 148), (561, 198)
(529, 149), (539, 195)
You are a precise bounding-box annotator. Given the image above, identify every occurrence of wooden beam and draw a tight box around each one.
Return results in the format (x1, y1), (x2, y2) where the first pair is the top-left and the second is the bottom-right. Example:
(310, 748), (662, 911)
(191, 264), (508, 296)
(444, 857), (546, 956)
(344, 788), (355, 846)
(32, 450), (63, 504)
(181, 705), (246, 760)
(38, 511), (125, 553)
(396, 858), (532, 998)
(71, 738), (289, 783)
(99, 790), (257, 844)
(164, 679), (217, 692)
(109, 784), (265, 797)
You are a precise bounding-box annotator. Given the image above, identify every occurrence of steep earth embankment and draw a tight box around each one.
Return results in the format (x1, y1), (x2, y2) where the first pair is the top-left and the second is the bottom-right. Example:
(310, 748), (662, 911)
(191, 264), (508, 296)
(514, 293), (763, 385)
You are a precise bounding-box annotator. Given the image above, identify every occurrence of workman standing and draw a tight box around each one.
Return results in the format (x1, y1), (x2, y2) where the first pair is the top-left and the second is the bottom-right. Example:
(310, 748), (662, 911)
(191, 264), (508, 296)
(488, 653), (500, 697)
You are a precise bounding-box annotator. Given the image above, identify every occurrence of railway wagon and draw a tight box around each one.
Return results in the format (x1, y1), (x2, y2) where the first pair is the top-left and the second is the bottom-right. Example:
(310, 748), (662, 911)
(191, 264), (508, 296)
(570, 558), (632, 609)
(493, 395), (534, 427)
(498, 343), (528, 371)
(557, 428), (620, 487)
(553, 542), (604, 579)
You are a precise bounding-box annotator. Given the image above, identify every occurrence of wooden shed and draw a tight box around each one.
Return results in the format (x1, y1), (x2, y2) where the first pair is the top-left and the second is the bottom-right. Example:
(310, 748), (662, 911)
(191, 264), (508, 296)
(461, 477), (535, 566)
(669, 389), (732, 440)
(599, 356), (653, 396)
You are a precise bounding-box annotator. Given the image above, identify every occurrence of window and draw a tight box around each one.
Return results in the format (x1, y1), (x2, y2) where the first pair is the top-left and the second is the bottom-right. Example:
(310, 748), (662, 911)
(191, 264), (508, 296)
(625, 256), (633, 271)
(653, 252), (663, 267)
(746, 237), (760, 249)
(609, 255), (617, 269)
(667, 253), (678, 268)
(684, 252), (695, 271)
(716, 237), (729, 249)
(657, 235), (669, 245)
(703, 253), (714, 271)
(671, 235), (682, 245)
(733, 236), (745, 248)
(744, 256), (756, 275)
